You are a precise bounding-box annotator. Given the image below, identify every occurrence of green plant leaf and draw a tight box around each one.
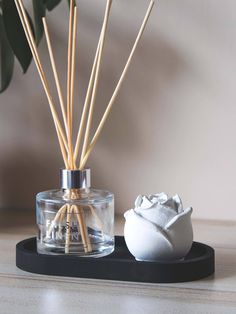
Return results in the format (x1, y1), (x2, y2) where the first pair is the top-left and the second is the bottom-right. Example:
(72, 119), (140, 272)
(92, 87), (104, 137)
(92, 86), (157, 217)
(0, 14), (14, 92)
(33, 0), (46, 45)
(0, 0), (67, 93)
(2, 0), (34, 73)
(44, 0), (62, 11)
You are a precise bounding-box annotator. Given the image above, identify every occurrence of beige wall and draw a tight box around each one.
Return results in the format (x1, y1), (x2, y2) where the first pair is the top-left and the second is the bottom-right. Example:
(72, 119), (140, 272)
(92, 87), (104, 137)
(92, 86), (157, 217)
(0, 0), (235, 221)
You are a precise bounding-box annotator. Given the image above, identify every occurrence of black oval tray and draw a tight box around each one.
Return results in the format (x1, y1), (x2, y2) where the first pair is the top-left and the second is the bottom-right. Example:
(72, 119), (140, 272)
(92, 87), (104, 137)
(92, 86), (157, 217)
(16, 236), (215, 283)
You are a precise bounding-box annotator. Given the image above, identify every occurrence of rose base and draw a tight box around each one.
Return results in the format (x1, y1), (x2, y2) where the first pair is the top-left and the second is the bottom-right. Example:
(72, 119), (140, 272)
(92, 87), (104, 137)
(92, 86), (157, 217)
(16, 236), (215, 283)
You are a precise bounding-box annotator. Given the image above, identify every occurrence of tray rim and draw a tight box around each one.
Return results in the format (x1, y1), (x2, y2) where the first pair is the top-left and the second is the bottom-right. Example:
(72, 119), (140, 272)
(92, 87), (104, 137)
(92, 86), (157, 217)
(16, 236), (215, 283)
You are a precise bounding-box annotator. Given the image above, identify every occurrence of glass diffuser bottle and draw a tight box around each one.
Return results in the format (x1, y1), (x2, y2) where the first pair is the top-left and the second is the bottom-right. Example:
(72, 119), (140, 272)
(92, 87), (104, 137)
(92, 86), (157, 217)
(36, 169), (114, 257)
(14, 0), (153, 261)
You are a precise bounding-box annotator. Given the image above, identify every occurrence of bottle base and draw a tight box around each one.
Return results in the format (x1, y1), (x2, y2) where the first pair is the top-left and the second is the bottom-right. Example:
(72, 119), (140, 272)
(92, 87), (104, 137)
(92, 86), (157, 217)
(37, 238), (114, 258)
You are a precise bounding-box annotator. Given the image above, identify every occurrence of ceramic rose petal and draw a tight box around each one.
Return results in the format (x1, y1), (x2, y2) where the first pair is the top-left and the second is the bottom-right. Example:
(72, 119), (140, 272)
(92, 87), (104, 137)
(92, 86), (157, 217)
(124, 194), (193, 261)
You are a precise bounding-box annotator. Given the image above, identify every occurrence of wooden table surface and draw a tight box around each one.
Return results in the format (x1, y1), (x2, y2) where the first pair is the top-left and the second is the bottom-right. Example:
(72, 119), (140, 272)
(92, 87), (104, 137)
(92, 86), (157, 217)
(0, 209), (236, 314)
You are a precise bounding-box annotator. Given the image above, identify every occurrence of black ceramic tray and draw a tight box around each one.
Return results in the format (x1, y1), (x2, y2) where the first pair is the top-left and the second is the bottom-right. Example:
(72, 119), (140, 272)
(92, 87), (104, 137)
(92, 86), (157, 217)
(16, 236), (215, 283)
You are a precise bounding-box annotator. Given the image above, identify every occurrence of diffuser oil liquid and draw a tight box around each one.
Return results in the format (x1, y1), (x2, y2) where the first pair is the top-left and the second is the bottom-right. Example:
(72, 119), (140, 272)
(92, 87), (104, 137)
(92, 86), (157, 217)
(36, 188), (114, 257)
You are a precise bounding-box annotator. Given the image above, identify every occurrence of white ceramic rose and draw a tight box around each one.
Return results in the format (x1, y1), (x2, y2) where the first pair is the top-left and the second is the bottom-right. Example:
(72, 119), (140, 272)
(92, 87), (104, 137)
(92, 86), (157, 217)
(124, 193), (193, 261)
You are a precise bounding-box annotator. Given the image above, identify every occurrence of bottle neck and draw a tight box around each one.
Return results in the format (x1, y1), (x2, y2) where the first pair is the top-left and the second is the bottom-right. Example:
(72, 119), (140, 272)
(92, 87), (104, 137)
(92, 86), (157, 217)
(60, 169), (91, 190)
(62, 187), (90, 200)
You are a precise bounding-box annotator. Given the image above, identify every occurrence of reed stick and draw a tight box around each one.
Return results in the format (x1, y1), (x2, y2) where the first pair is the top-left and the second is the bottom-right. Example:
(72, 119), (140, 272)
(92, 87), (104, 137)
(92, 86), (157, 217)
(73, 0), (112, 165)
(80, 0), (112, 165)
(69, 6), (78, 169)
(42, 17), (68, 136)
(80, 0), (155, 169)
(70, 6), (78, 129)
(73, 205), (92, 252)
(59, 203), (68, 224)
(55, 124), (70, 169)
(73, 33), (102, 165)
(66, 0), (76, 169)
(15, 0), (69, 167)
(47, 204), (67, 237)
(17, 0), (68, 150)
(65, 205), (72, 253)
(67, 0), (74, 124)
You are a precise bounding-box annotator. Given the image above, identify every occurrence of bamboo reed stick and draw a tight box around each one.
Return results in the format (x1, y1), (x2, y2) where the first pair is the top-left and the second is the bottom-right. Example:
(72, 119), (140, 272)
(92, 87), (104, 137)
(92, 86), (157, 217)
(59, 203), (69, 224)
(70, 6), (78, 169)
(17, 0), (68, 151)
(73, 205), (91, 252)
(80, 0), (155, 169)
(42, 17), (68, 136)
(15, 0), (69, 167)
(80, 0), (112, 165)
(70, 6), (78, 124)
(66, 0), (75, 169)
(56, 124), (70, 169)
(67, 0), (74, 124)
(65, 204), (72, 253)
(47, 204), (67, 237)
(73, 33), (102, 165)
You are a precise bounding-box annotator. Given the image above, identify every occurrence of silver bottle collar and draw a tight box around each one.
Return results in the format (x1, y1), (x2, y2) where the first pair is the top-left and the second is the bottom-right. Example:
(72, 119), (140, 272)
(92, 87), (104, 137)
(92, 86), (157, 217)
(60, 169), (91, 189)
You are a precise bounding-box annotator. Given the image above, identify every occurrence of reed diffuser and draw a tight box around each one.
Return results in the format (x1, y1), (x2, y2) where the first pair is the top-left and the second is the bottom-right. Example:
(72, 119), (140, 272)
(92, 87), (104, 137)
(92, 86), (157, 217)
(14, 0), (154, 256)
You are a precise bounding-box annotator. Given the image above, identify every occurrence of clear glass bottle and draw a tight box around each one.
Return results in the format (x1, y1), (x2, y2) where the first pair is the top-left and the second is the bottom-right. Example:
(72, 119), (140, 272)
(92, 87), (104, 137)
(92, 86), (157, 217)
(36, 169), (114, 257)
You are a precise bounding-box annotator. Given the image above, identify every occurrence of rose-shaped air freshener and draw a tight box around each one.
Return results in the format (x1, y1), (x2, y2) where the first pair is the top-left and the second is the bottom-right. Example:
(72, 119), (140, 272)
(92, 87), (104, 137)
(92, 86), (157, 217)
(124, 193), (193, 261)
